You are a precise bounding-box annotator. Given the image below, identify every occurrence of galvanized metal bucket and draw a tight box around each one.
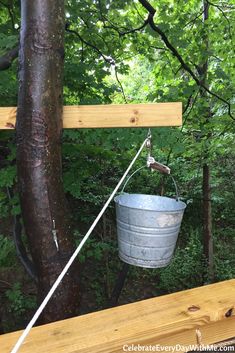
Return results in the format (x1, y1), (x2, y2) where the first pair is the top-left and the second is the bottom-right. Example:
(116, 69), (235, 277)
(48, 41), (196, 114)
(114, 174), (186, 268)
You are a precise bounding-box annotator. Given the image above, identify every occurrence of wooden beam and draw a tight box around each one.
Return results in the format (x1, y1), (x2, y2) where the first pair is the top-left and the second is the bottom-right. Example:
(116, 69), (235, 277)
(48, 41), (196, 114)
(0, 103), (182, 129)
(1, 280), (235, 353)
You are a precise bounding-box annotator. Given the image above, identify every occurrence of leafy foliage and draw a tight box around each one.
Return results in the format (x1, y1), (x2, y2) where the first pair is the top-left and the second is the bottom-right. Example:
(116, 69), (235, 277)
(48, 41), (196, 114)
(159, 231), (207, 292)
(5, 283), (36, 316)
(0, 0), (234, 332)
(0, 235), (15, 267)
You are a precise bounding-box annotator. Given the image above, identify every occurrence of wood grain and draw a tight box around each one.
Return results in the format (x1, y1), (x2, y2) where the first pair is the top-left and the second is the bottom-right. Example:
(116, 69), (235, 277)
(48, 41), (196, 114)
(1, 279), (235, 353)
(0, 103), (182, 129)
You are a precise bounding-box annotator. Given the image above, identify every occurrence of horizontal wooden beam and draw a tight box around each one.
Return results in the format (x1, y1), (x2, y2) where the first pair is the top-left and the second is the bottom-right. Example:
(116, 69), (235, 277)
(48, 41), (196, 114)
(1, 280), (235, 353)
(0, 103), (182, 129)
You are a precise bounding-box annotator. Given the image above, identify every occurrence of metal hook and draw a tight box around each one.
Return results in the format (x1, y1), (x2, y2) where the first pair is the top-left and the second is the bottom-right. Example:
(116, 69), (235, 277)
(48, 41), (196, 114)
(146, 128), (152, 150)
(52, 219), (59, 251)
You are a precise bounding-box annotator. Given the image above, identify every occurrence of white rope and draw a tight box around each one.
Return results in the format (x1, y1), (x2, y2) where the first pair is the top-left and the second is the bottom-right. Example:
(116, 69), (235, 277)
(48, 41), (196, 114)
(10, 137), (149, 353)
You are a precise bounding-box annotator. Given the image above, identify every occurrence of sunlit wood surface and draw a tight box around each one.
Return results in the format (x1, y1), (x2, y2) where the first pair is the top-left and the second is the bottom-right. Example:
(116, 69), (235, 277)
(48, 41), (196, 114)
(0, 103), (182, 129)
(1, 279), (235, 353)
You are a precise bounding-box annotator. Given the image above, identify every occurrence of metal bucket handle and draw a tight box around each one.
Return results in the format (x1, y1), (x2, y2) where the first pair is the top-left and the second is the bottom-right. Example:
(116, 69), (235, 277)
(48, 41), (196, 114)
(121, 166), (180, 201)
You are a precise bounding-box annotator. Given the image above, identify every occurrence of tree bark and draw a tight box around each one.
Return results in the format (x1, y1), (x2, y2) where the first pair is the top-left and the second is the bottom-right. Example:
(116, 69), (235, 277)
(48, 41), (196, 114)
(201, 1), (214, 280)
(16, 0), (79, 323)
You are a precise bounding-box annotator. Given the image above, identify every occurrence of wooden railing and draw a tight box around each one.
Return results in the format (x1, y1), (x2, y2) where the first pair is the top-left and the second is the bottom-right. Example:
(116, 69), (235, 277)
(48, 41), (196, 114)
(1, 279), (235, 353)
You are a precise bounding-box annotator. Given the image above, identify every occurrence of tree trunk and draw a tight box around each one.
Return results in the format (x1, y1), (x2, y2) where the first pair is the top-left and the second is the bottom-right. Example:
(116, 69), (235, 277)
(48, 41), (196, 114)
(16, 0), (79, 323)
(202, 163), (213, 279)
(200, 1), (214, 280)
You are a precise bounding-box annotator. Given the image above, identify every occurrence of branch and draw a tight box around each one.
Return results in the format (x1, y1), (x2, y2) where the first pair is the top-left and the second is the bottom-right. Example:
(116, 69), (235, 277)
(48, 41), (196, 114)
(183, 93), (194, 115)
(13, 214), (38, 282)
(149, 45), (166, 51)
(137, 0), (234, 120)
(65, 24), (127, 102)
(65, 24), (115, 65)
(133, 1), (146, 21)
(6, 188), (38, 282)
(138, 0), (156, 14)
(166, 90), (200, 165)
(184, 9), (205, 28)
(183, 90), (200, 123)
(119, 20), (149, 36)
(0, 45), (19, 71)
(206, 0), (232, 38)
(98, 10), (132, 35)
(114, 66), (127, 103)
(104, 20), (148, 36)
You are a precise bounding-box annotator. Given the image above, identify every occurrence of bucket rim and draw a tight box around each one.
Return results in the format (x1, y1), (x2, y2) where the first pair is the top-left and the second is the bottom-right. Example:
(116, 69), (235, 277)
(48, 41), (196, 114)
(114, 193), (187, 212)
